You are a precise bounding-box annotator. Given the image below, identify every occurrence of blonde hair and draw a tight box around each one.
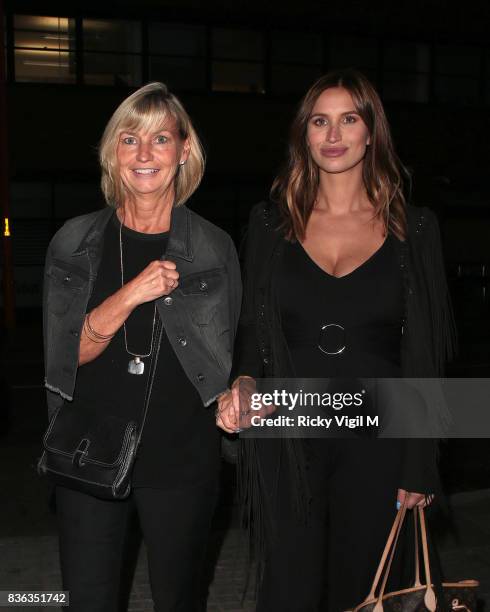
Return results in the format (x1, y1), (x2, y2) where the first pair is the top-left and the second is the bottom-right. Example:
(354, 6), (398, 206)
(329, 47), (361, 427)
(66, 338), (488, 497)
(99, 82), (205, 207)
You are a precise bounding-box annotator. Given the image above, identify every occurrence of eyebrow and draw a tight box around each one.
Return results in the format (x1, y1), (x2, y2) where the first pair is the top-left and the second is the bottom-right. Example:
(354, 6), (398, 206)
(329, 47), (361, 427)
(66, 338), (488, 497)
(120, 128), (174, 135)
(310, 110), (359, 117)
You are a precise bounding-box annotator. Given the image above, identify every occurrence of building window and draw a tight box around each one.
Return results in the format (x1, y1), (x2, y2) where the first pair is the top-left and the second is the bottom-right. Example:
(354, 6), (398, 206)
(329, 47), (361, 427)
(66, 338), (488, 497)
(434, 44), (481, 105)
(382, 42), (430, 103)
(328, 36), (379, 84)
(148, 23), (206, 92)
(13, 15), (76, 83)
(211, 28), (264, 93)
(269, 31), (323, 94)
(83, 19), (142, 86)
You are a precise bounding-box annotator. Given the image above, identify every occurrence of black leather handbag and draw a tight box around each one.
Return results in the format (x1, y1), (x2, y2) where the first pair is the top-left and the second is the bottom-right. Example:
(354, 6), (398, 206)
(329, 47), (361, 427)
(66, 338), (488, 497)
(37, 319), (163, 500)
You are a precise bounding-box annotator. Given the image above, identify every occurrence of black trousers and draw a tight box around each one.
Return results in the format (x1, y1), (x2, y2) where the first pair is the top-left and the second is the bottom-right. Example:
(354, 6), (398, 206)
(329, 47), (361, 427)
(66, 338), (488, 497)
(55, 482), (218, 612)
(256, 438), (418, 612)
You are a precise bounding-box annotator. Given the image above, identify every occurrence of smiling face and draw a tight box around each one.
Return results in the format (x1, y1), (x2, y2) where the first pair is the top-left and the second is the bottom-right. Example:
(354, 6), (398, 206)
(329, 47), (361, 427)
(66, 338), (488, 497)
(306, 87), (371, 176)
(116, 120), (189, 201)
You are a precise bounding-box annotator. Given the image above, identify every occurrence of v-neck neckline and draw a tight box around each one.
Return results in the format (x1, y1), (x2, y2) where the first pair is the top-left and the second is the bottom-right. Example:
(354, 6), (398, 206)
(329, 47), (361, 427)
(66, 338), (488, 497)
(297, 236), (390, 280)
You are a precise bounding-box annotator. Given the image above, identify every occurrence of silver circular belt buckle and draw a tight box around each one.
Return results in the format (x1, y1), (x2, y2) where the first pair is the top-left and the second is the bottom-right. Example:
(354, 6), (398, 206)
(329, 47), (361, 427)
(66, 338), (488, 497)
(318, 323), (346, 355)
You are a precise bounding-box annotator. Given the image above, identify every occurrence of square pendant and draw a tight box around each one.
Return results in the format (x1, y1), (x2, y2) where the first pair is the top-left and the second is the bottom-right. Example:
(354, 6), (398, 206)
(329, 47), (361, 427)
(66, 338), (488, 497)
(128, 357), (145, 375)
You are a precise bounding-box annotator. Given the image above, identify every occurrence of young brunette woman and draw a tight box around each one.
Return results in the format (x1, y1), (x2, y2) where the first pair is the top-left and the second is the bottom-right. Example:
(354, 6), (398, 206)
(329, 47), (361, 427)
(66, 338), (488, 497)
(216, 70), (454, 611)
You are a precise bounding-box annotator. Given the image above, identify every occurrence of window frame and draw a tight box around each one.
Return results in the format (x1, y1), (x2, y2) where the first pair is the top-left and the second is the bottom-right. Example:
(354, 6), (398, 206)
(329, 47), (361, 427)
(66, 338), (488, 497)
(4, 11), (489, 107)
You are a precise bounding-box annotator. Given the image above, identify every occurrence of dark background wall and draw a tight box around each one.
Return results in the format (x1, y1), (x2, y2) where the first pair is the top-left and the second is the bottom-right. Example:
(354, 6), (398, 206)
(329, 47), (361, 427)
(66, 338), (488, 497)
(2, 0), (490, 371)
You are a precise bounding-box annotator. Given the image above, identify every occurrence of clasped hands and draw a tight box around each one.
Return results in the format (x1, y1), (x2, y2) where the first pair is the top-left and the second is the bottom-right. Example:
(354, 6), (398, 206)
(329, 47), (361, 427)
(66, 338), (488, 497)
(216, 376), (276, 434)
(215, 377), (434, 509)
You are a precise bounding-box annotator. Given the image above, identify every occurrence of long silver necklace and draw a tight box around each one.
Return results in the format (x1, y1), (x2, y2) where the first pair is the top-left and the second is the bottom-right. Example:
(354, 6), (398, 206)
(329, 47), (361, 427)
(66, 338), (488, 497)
(119, 217), (156, 375)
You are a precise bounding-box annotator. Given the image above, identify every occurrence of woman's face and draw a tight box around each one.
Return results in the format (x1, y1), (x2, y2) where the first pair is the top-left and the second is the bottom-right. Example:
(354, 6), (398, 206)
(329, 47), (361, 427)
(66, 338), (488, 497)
(116, 120), (189, 200)
(306, 87), (371, 175)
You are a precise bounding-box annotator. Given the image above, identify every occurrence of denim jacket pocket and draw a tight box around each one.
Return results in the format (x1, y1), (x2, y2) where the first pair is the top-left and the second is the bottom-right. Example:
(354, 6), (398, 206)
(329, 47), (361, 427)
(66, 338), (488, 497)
(46, 263), (87, 316)
(178, 266), (226, 325)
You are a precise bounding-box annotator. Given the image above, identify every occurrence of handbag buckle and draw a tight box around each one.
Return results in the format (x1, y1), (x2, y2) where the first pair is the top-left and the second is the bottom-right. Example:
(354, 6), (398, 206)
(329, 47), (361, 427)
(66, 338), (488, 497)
(72, 438), (90, 468)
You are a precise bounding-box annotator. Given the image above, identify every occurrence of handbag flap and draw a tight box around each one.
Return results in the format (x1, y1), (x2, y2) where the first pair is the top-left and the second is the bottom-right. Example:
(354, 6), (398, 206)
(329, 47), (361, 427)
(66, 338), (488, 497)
(44, 403), (137, 467)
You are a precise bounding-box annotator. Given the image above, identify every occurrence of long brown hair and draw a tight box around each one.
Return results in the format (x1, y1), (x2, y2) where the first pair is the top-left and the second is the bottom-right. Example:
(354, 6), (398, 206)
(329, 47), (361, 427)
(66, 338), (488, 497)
(271, 69), (407, 241)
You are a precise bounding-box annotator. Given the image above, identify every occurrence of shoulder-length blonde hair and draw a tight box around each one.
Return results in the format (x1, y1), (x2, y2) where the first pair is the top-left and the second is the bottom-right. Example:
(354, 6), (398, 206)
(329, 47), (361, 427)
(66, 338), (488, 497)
(99, 82), (205, 208)
(271, 69), (407, 241)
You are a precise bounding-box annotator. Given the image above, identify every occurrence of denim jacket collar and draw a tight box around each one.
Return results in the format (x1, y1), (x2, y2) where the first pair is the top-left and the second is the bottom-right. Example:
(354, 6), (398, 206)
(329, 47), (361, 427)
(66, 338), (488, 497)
(72, 206), (113, 256)
(72, 204), (194, 262)
(166, 204), (194, 262)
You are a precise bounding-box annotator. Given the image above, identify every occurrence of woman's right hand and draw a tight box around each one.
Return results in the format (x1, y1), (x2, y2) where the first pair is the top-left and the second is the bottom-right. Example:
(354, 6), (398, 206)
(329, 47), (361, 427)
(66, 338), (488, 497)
(122, 259), (179, 308)
(79, 260), (179, 366)
(216, 377), (276, 433)
(216, 389), (238, 433)
(216, 376), (256, 433)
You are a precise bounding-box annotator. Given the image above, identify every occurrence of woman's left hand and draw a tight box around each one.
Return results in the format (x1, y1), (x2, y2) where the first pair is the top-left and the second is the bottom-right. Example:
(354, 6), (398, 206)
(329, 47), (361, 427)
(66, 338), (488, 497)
(397, 488), (434, 509)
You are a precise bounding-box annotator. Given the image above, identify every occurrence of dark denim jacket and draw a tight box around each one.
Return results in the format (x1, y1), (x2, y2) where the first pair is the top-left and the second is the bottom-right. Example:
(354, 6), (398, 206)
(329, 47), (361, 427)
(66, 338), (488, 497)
(43, 205), (242, 419)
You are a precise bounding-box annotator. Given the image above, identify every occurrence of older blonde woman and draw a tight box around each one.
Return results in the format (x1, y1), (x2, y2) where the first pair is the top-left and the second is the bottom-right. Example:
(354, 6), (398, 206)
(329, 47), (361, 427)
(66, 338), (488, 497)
(42, 82), (241, 612)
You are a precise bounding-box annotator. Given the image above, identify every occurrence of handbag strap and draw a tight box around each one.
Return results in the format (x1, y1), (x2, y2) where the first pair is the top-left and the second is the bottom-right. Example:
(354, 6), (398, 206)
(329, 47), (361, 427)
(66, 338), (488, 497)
(424, 509), (451, 612)
(418, 507), (437, 610)
(374, 501), (410, 610)
(379, 508), (437, 612)
(364, 502), (437, 612)
(135, 315), (164, 449)
(414, 506), (421, 587)
(382, 506), (425, 590)
(365, 497), (408, 602)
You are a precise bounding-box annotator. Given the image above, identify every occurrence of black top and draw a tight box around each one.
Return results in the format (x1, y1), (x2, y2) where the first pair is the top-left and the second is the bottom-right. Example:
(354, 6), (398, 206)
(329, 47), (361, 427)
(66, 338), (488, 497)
(277, 235), (404, 378)
(231, 202), (453, 537)
(276, 235), (403, 443)
(72, 212), (220, 490)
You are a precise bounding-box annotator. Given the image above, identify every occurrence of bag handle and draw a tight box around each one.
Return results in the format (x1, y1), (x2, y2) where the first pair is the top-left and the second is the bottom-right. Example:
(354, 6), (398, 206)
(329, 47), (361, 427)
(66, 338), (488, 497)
(361, 502), (437, 612)
(374, 506), (435, 611)
(413, 506), (421, 587)
(372, 501), (409, 611)
(418, 506), (437, 610)
(366, 498), (422, 600)
(364, 497), (408, 603)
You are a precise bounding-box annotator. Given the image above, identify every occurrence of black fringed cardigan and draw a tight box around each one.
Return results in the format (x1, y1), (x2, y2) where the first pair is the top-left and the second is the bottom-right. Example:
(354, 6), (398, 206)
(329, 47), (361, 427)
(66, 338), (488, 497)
(231, 201), (456, 561)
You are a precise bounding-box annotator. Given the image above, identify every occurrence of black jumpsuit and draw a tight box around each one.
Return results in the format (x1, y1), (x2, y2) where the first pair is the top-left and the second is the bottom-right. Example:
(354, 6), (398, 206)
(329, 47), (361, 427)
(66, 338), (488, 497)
(257, 234), (413, 612)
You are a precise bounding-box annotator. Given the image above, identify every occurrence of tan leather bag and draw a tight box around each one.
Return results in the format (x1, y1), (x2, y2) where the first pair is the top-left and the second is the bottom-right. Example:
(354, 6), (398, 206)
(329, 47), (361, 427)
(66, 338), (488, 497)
(346, 501), (479, 612)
